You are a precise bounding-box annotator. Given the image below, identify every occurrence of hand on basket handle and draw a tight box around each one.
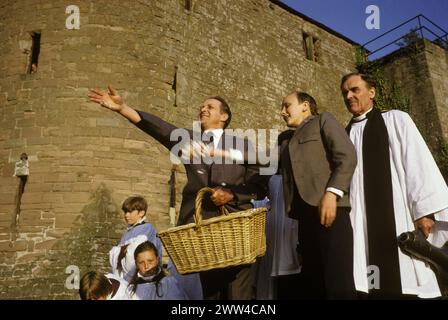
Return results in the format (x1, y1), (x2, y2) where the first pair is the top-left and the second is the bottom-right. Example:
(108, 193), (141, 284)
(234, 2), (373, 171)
(210, 187), (234, 206)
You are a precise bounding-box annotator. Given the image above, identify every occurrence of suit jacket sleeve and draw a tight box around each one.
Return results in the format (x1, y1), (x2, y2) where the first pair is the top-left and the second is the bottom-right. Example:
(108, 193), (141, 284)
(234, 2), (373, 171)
(133, 110), (179, 150)
(320, 112), (357, 193)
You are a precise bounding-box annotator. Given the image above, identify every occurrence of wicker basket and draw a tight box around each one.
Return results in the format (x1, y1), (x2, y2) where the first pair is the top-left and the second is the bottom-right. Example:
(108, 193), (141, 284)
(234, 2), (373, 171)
(158, 187), (267, 274)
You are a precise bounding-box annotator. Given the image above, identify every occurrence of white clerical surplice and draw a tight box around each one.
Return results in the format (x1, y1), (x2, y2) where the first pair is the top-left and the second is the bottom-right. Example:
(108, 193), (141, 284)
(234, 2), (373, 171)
(349, 109), (448, 298)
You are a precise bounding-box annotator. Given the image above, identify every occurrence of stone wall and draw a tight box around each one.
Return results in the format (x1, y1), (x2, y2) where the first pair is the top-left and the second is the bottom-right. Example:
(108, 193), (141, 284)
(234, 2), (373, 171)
(375, 39), (448, 152)
(0, 0), (357, 299)
(424, 41), (448, 142)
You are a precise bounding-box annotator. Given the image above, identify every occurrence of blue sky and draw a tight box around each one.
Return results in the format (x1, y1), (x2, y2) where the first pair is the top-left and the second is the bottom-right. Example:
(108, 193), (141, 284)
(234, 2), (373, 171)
(280, 0), (448, 59)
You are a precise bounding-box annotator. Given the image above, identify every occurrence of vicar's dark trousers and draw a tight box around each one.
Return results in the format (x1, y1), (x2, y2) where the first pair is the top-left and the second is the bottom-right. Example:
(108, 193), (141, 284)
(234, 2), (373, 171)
(294, 197), (356, 300)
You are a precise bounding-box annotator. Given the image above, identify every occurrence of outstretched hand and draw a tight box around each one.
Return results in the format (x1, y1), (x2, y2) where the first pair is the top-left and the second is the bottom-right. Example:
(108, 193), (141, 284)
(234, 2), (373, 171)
(88, 85), (125, 112)
(180, 141), (232, 163)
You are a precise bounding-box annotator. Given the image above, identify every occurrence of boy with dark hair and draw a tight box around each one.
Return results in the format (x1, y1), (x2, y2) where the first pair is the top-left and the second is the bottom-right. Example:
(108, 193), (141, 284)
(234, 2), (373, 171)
(79, 271), (129, 300)
(109, 195), (163, 282)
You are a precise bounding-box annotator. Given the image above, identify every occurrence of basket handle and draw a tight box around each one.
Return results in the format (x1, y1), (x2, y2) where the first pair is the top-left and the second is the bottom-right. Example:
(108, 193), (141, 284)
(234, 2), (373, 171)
(194, 187), (229, 226)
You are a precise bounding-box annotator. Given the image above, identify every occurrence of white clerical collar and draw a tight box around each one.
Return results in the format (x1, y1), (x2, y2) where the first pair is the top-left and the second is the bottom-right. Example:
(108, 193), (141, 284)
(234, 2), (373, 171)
(127, 217), (146, 230)
(203, 128), (223, 149)
(353, 107), (374, 122)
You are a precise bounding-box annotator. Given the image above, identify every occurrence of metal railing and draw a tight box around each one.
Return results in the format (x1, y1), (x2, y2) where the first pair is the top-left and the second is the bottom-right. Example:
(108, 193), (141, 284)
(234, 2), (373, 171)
(362, 14), (448, 60)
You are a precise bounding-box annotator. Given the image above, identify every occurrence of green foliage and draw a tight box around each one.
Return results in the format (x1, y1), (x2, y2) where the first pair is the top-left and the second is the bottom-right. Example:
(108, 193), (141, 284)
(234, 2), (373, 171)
(354, 39), (448, 182)
(355, 58), (410, 113)
(397, 27), (421, 49)
(354, 45), (368, 67)
(433, 37), (448, 50)
(354, 29), (425, 114)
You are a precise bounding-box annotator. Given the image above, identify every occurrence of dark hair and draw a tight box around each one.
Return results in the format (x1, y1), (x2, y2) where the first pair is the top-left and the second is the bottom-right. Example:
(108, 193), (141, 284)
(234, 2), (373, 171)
(128, 241), (166, 298)
(208, 96), (232, 129)
(122, 196), (147, 214)
(295, 91), (318, 115)
(79, 271), (112, 300)
(340, 72), (377, 89)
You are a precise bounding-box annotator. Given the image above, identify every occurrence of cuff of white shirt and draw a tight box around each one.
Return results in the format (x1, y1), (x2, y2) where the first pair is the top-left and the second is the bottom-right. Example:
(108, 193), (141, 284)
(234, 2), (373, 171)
(228, 148), (244, 162)
(326, 187), (344, 199)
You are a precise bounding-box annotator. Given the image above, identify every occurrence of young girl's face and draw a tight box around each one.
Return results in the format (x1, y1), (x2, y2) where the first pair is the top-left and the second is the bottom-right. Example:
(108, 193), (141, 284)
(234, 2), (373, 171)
(136, 250), (158, 277)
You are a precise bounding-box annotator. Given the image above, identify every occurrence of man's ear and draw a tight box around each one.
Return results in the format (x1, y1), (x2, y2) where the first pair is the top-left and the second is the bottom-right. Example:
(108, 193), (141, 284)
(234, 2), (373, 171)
(369, 87), (376, 100)
(220, 112), (229, 124)
(302, 101), (310, 113)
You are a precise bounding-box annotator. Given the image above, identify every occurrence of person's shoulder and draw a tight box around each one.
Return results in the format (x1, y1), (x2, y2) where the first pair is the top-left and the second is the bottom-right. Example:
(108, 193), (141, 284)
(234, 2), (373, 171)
(318, 112), (346, 128)
(319, 111), (334, 118)
(129, 223), (157, 239)
(163, 274), (182, 288)
(382, 109), (408, 117)
(318, 112), (339, 122)
(382, 109), (414, 124)
(137, 222), (158, 232)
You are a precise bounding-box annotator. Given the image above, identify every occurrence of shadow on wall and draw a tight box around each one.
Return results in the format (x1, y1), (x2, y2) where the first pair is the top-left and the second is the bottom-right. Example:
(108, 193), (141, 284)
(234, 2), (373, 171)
(1, 184), (124, 299)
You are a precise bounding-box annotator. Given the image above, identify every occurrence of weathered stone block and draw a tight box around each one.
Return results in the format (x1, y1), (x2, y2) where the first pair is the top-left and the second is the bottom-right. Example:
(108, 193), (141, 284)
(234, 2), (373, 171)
(54, 214), (82, 228)
(34, 239), (58, 251)
(21, 127), (42, 138)
(62, 192), (91, 203)
(0, 240), (27, 252)
(16, 252), (46, 263)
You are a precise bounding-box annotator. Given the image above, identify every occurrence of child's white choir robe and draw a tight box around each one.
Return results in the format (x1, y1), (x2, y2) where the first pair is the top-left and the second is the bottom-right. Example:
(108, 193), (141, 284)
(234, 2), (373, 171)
(109, 234), (148, 282)
(105, 273), (130, 300)
(109, 219), (163, 282)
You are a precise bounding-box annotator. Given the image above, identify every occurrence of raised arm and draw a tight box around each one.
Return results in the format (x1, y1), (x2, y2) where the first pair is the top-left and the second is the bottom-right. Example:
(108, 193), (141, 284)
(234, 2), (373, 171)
(88, 85), (179, 150)
(88, 85), (141, 123)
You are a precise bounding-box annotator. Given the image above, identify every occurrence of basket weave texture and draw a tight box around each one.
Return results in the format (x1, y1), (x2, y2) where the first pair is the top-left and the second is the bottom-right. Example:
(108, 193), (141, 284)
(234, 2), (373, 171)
(158, 187), (267, 274)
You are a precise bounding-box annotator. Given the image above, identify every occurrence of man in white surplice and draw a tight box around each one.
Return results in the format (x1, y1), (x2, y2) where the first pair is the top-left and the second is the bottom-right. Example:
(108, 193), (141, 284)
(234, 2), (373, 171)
(341, 72), (448, 298)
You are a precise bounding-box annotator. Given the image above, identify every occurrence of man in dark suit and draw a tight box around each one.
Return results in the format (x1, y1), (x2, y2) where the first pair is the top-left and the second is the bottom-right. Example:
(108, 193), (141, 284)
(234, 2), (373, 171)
(279, 91), (357, 299)
(88, 85), (266, 299)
